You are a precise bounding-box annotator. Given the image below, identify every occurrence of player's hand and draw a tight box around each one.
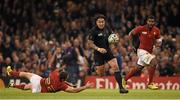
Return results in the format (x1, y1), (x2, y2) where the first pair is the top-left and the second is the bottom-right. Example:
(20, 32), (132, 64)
(85, 81), (94, 88)
(155, 37), (162, 47)
(155, 42), (161, 47)
(97, 48), (107, 54)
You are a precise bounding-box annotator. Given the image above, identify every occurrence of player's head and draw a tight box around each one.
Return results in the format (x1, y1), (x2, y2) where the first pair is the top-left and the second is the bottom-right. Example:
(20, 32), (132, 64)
(146, 16), (155, 28)
(95, 14), (106, 29)
(59, 71), (68, 81)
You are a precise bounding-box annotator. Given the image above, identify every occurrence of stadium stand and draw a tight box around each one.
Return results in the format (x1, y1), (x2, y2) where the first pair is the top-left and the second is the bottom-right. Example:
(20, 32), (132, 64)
(0, 0), (179, 85)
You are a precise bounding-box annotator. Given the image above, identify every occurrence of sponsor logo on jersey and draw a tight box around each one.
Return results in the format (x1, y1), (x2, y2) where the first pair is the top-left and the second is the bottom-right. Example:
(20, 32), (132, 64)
(98, 33), (103, 36)
(142, 32), (147, 34)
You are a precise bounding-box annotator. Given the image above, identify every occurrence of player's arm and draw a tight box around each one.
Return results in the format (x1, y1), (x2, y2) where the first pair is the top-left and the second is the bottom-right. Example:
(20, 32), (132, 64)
(128, 26), (141, 45)
(64, 81), (93, 93)
(88, 30), (99, 51)
(128, 29), (138, 51)
(128, 29), (135, 46)
(128, 26), (142, 52)
(88, 39), (100, 51)
(155, 37), (162, 47)
(88, 34), (107, 54)
(155, 29), (162, 47)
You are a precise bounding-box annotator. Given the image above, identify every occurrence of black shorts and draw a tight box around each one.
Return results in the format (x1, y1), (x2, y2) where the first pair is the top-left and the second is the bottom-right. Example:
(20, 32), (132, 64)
(94, 51), (115, 66)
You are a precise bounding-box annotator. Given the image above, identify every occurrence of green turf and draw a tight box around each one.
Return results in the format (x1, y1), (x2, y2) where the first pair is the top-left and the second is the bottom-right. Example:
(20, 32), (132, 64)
(0, 88), (180, 99)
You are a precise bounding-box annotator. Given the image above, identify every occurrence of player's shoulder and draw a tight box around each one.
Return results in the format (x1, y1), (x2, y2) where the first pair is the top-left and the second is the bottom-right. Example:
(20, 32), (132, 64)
(134, 25), (145, 30)
(153, 26), (160, 34)
(153, 26), (160, 31)
(137, 25), (144, 28)
(88, 26), (99, 38)
(133, 25), (144, 33)
(89, 26), (97, 33)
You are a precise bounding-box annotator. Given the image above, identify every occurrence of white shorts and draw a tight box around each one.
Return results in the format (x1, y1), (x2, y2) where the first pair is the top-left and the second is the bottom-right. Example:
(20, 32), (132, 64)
(30, 74), (42, 93)
(137, 49), (155, 66)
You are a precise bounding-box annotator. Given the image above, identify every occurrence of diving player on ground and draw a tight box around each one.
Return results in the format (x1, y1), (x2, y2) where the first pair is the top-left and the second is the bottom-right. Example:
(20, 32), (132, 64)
(7, 66), (93, 93)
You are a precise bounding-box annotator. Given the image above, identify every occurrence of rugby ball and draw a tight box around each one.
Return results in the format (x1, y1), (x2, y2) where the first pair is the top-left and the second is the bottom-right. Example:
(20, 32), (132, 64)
(108, 34), (119, 44)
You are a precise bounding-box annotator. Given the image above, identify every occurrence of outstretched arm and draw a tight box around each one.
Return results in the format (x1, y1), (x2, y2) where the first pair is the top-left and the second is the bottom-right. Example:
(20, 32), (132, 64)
(64, 81), (94, 93)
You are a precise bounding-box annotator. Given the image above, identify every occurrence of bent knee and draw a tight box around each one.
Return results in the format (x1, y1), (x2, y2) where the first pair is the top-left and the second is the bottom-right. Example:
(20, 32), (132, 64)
(108, 59), (120, 72)
(96, 66), (105, 76)
(150, 58), (157, 66)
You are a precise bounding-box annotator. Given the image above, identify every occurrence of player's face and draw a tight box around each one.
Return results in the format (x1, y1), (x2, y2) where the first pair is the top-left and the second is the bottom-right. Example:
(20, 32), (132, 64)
(147, 19), (155, 28)
(96, 18), (105, 29)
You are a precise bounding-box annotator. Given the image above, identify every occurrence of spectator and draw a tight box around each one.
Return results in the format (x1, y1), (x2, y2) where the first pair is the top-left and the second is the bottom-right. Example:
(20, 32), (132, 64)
(0, 0), (179, 82)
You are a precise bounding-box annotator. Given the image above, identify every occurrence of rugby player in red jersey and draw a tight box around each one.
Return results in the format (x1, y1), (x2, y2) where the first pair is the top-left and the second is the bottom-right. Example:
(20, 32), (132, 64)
(124, 16), (162, 90)
(7, 66), (93, 93)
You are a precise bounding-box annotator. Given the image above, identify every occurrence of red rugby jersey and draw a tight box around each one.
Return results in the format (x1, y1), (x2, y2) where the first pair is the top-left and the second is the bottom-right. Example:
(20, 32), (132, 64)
(133, 25), (160, 53)
(40, 70), (68, 93)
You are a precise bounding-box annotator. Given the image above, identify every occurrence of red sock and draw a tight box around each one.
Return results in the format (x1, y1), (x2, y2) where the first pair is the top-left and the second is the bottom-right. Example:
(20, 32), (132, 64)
(10, 71), (20, 77)
(148, 67), (156, 85)
(125, 67), (140, 81)
(14, 84), (25, 90)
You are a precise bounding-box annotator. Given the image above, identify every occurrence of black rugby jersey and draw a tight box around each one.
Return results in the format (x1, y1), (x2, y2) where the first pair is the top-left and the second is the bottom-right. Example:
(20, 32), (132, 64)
(88, 26), (113, 50)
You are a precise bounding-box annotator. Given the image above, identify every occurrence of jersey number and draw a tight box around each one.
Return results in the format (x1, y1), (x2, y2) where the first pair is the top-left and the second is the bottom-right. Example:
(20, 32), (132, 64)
(45, 77), (55, 92)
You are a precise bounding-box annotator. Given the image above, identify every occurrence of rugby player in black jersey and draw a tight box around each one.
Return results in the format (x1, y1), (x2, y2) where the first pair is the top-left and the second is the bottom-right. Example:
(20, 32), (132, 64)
(88, 14), (128, 93)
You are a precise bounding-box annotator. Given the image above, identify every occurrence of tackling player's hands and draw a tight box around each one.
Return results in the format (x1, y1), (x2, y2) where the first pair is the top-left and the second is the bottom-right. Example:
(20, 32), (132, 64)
(85, 81), (94, 88)
(97, 48), (107, 54)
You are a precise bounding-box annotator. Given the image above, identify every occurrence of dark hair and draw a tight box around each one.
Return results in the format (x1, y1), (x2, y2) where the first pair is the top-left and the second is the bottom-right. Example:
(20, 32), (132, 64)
(147, 16), (155, 20)
(94, 14), (106, 21)
(59, 71), (68, 81)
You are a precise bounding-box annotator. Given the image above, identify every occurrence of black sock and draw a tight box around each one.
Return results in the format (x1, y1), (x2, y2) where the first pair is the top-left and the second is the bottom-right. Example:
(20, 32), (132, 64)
(114, 71), (123, 89)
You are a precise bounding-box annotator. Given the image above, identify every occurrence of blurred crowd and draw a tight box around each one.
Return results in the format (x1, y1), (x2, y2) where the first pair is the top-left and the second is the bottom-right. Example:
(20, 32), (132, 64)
(0, 0), (179, 84)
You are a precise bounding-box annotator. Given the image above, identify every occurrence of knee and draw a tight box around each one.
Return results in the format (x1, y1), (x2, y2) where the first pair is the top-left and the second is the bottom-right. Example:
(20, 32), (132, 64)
(96, 70), (104, 76)
(137, 65), (144, 71)
(150, 58), (157, 66)
(111, 64), (119, 73)
(96, 66), (105, 76)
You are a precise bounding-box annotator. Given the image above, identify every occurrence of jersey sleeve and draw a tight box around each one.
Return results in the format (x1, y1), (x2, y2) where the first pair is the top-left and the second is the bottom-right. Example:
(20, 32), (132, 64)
(132, 26), (143, 35)
(88, 29), (95, 41)
(60, 82), (69, 91)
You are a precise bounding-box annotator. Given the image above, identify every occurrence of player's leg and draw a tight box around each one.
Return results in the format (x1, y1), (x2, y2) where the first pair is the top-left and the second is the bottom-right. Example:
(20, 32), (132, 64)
(94, 53), (105, 76)
(124, 65), (144, 81)
(30, 74), (42, 93)
(108, 58), (128, 93)
(147, 57), (159, 90)
(136, 49), (158, 89)
(125, 49), (147, 82)
(7, 66), (42, 93)
(95, 65), (105, 76)
(123, 49), (146, 87)
(7, 66), (33, 80)
(9, 82), (32, 90)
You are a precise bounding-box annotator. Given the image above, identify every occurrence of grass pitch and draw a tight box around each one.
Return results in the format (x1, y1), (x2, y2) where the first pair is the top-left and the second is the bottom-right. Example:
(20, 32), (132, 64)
(0, 88), (180, 100)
